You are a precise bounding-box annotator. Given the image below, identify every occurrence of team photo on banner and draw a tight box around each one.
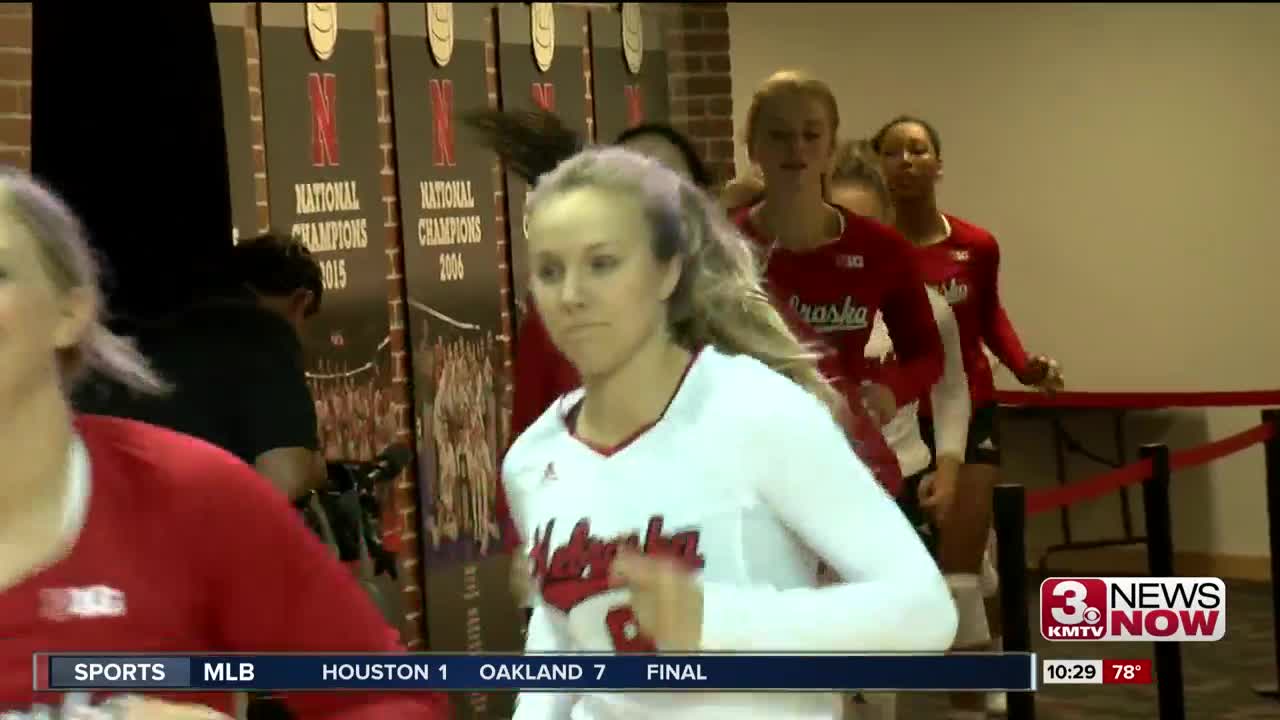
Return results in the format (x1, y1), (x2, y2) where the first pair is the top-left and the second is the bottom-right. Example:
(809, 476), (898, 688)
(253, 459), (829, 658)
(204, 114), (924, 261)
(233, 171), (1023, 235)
(497, 2), (588, 326)
(389, 7), (525, 718)
(589, 3), (670, 141)
(389, 2), (506, 567)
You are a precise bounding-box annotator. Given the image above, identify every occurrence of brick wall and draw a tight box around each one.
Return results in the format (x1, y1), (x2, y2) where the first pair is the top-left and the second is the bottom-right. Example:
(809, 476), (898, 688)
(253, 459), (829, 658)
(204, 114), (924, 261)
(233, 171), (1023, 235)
(665, 2), (736, 186)
(485, 10), (516, 451)
(0, 2), (30, 170)
(244, 5), (269, 234)
(370, 4), (425, 651)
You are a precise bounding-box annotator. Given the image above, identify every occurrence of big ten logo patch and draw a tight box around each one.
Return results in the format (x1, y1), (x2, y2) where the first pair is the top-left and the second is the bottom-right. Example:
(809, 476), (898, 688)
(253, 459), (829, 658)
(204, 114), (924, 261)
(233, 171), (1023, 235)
(1041, 577), (1226, 642)
(40, 585), (127, 622)
(530, 517), (703, 652)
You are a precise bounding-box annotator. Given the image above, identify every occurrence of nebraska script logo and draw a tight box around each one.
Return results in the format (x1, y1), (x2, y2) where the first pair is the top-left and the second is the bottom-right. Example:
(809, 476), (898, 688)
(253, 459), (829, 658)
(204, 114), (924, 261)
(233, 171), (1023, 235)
(529, 516), (703, 651)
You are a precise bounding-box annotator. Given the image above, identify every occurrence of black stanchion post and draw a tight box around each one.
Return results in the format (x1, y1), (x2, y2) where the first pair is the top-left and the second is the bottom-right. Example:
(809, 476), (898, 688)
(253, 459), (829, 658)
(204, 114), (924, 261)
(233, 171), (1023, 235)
(993, 483), (1035, 720)
(1139, 444), (1185, 720)
(1254, 408), (1280, 700)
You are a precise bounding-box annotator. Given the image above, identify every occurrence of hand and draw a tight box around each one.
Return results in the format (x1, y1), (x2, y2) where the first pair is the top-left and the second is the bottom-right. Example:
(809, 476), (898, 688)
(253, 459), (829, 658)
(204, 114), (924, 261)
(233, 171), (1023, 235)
(1020, 355), (1064, 395)
(858, 382), (898, 427)
(918, 463), (958, 524)
(608, 550), (703, 651)
(116, 697), (233, 719)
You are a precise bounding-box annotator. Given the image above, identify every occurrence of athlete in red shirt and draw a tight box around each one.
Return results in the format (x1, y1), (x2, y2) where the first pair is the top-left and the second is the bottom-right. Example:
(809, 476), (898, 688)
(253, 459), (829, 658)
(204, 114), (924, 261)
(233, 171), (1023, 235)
(874, 115), (1063, 717)
(0, 169), (449, 719)
(729, 71), (944, 430)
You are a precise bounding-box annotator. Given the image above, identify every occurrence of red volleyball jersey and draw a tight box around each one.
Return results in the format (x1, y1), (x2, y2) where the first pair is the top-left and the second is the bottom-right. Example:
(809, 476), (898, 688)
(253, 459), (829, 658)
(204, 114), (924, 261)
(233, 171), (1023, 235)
(732, 205), (944, 411)
(0, 415), (449, 720)
(912, 214), (1031, 409)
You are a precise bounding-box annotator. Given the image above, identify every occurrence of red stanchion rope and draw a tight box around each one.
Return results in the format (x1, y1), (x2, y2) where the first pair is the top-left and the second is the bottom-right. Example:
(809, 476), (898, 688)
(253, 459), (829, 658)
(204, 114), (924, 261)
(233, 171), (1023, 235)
(997, 389), (1280, 410)
(1024, 420), (1276, 516)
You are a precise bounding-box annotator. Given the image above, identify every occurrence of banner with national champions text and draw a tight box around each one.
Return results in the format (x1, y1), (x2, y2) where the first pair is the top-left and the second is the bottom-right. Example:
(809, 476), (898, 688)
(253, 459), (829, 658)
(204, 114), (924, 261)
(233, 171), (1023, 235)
(497, 3), (589, 329)
(589, 4), (670, 143)
(210, 3), (259, 245)
(389, 2), (507, 570)
(388, 6), (525, 718)
(258, 3), (404, 625)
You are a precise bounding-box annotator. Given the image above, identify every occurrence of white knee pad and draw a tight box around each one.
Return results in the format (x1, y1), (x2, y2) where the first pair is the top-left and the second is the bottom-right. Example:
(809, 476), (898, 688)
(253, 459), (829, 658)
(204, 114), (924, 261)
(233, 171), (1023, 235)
(947, 574), (991, 648)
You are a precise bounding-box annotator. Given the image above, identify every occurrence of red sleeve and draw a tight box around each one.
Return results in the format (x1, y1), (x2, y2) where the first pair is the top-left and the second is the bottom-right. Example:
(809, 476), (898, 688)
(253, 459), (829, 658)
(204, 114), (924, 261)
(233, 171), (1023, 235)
(875, 229), (944, 407)
(200, 460), (450, 719)
(980, 240), (1031, 377)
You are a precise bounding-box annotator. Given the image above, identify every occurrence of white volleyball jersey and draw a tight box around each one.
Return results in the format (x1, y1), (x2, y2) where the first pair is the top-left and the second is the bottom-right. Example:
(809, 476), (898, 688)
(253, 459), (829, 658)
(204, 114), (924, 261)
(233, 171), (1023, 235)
(865, 287), (971, 477)
(502, 346), (957, 720)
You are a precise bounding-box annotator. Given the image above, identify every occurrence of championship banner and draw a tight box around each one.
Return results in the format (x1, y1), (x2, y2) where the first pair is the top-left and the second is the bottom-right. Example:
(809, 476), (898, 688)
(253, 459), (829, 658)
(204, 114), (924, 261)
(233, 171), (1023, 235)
(387, 6), (524, 717)
(259, 4), (402, 625)
(497, 2), (588, 326)
(210, 3), (259, 244)
(259, 2), (394, 460)
(389, 1), (505, 571)
(589, 3), (670, 142)
(39, 653), (1040, 693)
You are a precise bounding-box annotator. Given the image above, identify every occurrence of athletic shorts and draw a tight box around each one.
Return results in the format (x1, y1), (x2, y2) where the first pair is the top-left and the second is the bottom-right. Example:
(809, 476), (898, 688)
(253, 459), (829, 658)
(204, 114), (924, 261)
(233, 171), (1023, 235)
(919, 402), (1001, 465)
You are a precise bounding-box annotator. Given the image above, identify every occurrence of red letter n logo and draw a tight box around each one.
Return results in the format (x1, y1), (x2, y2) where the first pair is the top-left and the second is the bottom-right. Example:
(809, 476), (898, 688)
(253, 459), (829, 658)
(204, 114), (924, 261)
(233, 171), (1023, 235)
(429, 79), (456, 168)
(624, 85), (644, 127)
(532, 82), (556, 112)
(308, 73), (340, 167)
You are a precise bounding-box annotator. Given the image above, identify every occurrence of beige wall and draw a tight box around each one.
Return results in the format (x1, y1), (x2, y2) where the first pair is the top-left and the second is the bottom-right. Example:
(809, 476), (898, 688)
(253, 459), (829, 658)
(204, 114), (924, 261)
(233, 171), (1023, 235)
(729, 3), (1278, 562)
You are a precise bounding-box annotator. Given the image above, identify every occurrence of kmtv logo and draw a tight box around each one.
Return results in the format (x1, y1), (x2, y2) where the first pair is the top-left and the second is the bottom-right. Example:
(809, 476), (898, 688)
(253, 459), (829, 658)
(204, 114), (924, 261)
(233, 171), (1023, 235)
(1041, 577), (1225, 641)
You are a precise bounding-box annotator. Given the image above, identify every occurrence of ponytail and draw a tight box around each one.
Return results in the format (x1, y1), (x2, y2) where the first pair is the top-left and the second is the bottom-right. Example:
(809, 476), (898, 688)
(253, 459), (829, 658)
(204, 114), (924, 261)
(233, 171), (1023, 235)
(462, 108), (583, 184)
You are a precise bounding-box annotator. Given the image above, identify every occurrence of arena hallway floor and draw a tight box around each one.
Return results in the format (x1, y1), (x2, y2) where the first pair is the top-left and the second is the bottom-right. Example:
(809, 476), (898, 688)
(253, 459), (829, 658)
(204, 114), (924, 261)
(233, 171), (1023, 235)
(897, 579), (1278, 719)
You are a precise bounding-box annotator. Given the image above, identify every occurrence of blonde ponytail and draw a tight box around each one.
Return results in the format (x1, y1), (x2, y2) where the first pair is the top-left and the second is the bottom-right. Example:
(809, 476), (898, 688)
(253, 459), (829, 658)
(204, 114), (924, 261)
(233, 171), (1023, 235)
(0, 167), (169, 395)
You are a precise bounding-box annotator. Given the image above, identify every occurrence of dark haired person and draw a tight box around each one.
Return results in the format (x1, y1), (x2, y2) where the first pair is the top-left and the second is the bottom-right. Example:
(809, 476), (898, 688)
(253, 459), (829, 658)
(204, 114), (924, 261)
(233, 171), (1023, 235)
(75, 232), (327, 500)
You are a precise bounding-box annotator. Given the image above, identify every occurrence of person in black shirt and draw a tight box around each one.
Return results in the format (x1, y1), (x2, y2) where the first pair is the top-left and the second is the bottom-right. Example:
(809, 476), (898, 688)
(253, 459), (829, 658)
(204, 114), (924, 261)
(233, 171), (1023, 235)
(76, 232), (326, 499)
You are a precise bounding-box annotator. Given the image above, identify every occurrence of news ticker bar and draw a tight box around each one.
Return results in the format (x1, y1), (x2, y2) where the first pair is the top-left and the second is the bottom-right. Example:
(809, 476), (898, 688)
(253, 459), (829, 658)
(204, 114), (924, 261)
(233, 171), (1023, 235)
(37, 654), (1038, 692)
(1042, 659), (1154, 685)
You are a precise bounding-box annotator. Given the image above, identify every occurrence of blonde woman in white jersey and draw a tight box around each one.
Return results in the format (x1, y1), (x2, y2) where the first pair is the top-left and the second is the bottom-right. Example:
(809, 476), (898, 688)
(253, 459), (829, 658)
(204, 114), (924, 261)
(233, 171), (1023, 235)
(502, 147), (957, 720)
